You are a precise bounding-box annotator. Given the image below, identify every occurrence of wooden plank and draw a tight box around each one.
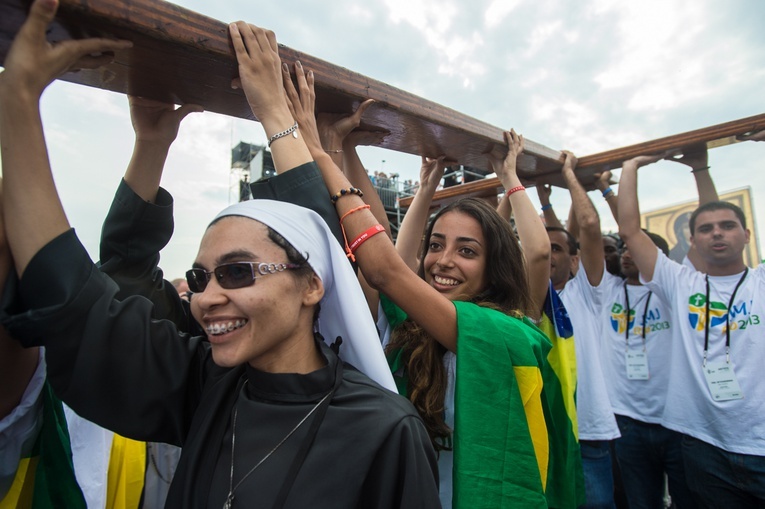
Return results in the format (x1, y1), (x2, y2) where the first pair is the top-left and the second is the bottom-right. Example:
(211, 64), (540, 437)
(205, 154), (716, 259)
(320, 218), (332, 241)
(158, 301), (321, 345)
(399, 113), (765, 208)
(0, 0), (567, 181)
(4, 0), (761, 209)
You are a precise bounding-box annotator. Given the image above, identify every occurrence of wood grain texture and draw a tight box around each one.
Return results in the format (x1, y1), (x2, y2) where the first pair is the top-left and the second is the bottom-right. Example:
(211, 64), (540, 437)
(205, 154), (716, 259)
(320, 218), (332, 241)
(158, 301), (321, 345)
(0, 0), (565, 181)
(399, 112), (765, 208)
(1, 0), (762, 209)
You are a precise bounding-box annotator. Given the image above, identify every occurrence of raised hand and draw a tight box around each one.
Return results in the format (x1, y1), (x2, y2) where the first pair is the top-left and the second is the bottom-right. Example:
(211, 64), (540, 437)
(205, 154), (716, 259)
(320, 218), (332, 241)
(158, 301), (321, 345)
(537, 183), (552, 205)
(592, 169), (616, 192)
(129, 96), (203, 146)
(737, 129), (765, 142)
(281, 60), (377, 157)
(229, 24), (310, 171)
(281, 61), (322, 154)
(487, 129), (524, 185)
(419, 156), (449, 193)
(229, 23), (293, 130)
(0, 0), (132, 99)
(665, 145), (708, 171)
(624, 152), (667, 169)
(317, 100), (375, 152)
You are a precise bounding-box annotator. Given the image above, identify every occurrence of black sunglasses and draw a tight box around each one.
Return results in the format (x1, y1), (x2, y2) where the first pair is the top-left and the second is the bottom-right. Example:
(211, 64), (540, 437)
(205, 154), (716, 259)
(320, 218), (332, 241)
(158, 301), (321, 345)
(185, 262), (301, 293)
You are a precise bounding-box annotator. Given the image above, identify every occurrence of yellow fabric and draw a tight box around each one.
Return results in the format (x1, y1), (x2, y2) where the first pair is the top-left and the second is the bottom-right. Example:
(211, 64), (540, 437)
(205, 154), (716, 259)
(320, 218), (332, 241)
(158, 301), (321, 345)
(544, 331), (579, 440)
(513, 365), (549, 490)
(106, 435), (146, 509)
(0, 456), (38, 509)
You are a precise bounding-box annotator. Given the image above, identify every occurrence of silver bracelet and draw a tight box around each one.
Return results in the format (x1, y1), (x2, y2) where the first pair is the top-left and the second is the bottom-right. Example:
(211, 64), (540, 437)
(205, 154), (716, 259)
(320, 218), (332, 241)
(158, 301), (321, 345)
(268, 122), (298, 147)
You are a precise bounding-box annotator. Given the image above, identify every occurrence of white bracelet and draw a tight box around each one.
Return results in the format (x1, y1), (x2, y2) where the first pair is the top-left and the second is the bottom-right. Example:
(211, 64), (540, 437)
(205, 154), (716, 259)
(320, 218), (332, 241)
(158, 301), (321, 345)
(268, 122), (298, 147)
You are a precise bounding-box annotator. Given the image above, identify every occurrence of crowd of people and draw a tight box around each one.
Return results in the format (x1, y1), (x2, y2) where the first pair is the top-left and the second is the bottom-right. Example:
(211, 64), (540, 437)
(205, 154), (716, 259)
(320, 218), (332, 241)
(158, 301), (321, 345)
(1, 1), (764, 508)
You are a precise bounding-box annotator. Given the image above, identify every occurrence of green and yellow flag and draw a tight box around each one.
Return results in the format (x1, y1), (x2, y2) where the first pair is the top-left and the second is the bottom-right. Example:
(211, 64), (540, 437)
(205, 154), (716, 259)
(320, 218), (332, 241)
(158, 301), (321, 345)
(453, 301), (550, 508)
(383, 295), (576, 508)
(0, 381), (86, 509)
(536, 283), (585, 508)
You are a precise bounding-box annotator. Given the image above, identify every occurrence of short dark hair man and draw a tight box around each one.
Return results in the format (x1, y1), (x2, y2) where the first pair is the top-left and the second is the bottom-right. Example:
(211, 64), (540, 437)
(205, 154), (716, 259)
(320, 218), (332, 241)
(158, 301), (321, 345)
(618, 154), (765, 508)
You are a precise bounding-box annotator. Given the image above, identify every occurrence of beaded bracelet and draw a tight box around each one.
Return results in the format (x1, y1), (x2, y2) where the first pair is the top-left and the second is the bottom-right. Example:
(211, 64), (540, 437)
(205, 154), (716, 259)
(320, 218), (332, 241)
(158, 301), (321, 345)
(541, 204), (553, 211)
(331, 187), (364, 204)
(505, 185), (525, 198)
(268, 122), (298, 147)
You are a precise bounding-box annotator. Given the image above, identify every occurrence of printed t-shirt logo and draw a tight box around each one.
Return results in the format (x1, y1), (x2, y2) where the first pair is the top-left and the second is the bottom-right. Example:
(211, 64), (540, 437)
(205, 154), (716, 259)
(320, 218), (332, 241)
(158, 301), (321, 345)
(609, 303), (634, 334)
(688, 293), (727, 331)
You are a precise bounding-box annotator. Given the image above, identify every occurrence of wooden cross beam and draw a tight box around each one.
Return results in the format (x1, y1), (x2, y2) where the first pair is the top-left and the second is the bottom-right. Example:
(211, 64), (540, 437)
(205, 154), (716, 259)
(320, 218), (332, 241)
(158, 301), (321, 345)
(2, 0), (764, 207)
(0, 0), (563, 179)
(400, 112), (765, 208)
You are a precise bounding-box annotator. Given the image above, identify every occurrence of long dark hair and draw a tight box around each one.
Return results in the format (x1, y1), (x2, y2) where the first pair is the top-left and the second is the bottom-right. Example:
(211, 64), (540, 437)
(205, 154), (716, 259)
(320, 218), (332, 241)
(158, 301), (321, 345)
(386, 198), (531, 450)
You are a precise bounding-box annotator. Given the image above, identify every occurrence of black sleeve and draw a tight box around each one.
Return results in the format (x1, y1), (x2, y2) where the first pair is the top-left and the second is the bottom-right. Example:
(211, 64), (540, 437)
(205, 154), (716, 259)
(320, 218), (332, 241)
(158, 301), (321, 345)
(0, 230), (207, 446)
(361, 415), (441, 508)
(98, 179), (196, 333)
(249, 162), (344, 249)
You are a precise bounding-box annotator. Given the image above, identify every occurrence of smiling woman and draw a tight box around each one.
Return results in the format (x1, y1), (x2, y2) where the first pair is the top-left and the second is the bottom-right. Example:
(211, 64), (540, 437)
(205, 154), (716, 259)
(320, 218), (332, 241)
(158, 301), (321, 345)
(275, 46), (566, 507)
(0, 1), (440, 507)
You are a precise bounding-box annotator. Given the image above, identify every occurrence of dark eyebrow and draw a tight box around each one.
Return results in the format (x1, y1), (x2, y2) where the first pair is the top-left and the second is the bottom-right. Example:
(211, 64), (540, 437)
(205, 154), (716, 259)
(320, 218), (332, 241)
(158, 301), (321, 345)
(192, 249), (259, 270)
(217, 250), (258, 265)
(431, 232), (483, 246)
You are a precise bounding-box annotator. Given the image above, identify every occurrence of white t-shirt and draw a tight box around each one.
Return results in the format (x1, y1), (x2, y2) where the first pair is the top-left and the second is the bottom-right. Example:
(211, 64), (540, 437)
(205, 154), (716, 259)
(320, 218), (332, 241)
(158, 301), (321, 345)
(646, 251), (765, 456)
(599, 272), (674, 423)
(559, 263), (621, 441)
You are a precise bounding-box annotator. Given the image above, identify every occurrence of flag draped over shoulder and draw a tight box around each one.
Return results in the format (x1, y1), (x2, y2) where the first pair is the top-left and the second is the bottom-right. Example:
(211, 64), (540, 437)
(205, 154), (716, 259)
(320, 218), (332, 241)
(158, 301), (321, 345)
(537, 282), (585, 508)
(453, 301), (550, 508)
(383, 295), (550, 507)
(0, 381), (86, 509)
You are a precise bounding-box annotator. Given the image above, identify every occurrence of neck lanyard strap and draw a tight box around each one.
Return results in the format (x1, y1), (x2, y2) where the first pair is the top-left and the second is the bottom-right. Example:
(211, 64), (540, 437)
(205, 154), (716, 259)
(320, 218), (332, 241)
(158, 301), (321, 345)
(623, 282), (652, 351)
(703, 268), (748, 365)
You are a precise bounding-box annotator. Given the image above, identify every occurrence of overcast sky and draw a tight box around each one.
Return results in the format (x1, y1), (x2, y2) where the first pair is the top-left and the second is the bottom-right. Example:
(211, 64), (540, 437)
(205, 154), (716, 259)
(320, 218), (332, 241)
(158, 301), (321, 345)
(2, 0), (764, 278)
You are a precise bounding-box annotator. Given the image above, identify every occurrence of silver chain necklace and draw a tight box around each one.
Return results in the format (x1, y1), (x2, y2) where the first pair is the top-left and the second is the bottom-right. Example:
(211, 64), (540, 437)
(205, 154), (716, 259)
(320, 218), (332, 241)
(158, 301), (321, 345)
(222, 382), (333, 509)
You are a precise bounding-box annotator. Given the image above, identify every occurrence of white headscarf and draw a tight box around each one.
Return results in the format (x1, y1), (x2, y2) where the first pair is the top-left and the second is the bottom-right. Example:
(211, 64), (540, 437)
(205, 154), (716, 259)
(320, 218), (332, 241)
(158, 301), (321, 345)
(213, 200), (396, 392)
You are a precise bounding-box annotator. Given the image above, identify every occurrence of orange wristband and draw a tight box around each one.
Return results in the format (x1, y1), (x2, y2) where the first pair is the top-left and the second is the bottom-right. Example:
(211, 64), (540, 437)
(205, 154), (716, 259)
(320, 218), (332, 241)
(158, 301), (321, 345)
(339, 204), (372, 261)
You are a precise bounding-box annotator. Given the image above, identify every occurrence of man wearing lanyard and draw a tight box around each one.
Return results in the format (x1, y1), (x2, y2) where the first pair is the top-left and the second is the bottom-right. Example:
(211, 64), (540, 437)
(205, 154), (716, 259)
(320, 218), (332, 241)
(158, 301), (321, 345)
(543, 152), (620, 509)
(618, 154), (765, 508)
(598, 233), (695, 508)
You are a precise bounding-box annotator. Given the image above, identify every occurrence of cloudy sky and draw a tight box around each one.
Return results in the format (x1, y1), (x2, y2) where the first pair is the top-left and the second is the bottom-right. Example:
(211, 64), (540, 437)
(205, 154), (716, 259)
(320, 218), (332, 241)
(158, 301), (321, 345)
(2, 0), (764, 278)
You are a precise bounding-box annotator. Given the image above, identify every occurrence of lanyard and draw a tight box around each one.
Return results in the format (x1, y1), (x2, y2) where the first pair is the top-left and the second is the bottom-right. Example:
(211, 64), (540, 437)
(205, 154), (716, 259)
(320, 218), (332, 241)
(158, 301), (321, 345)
(703, 268), (748, 366)
(623, 282), (652, 351)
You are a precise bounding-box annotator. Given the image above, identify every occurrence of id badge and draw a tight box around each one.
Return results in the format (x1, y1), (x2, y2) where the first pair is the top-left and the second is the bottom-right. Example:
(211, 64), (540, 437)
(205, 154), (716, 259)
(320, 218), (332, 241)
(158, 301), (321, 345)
(703, 362), (744, 401)
(625, 351), (649, 380)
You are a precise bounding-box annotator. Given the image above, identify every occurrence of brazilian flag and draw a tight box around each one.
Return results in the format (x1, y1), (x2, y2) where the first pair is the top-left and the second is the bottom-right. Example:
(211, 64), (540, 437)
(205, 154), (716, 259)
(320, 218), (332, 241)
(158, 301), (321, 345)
(536, 282), (585, 508)
(384, 295), (577, 507)
(1, 382), (148, 509)
(0, 381), (86, 509)
(453, 301), (551, 508)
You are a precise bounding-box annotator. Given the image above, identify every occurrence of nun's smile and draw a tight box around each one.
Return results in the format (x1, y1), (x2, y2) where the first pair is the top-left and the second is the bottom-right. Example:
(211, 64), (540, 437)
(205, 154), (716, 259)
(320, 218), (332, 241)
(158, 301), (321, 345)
(190, 216), (323, 374)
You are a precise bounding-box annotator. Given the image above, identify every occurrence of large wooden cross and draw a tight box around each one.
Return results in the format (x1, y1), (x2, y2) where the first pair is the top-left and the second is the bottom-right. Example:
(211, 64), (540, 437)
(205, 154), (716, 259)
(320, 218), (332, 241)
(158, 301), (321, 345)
(2, 0), (764, 207)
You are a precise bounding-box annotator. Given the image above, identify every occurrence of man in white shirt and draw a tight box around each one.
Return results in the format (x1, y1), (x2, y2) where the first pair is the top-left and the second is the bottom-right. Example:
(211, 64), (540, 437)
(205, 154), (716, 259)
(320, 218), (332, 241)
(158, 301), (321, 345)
(618, 154), (765, 508)
(545, 152), (621, 509)
(599, 232), (695, 508)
